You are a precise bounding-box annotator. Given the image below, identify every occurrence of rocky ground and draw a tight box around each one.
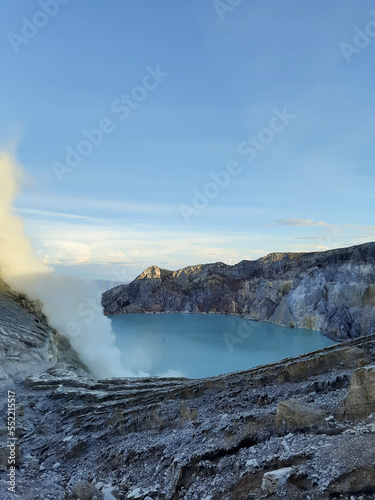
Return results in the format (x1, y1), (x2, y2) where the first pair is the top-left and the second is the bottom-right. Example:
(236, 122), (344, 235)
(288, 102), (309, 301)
(1, 274), (375, 499)
(102, 243), (375, 342)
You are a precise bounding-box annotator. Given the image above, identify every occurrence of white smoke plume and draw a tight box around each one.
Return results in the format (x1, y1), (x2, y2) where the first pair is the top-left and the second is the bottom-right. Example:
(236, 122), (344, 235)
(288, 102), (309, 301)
(0, 151), (133, 379)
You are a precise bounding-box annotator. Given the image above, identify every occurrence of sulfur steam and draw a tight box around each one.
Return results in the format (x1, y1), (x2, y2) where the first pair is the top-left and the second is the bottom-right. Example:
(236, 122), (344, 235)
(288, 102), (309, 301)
(0, 151), (132, 379)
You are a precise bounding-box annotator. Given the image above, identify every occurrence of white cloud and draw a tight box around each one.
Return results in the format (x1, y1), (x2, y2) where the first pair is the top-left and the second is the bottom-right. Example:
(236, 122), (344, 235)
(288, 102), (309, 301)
(19, 214), (271, 279)
(273, 218), (332, 228)
(16, 196), (175, 218)
(15, 207), (108, 223)
(15, 204), (375, 282)
(288, 243), (331, 252)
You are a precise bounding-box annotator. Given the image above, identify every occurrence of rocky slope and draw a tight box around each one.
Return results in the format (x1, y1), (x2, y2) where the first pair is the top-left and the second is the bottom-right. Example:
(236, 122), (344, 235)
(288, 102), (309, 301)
(1, 263), (375, 499)
(0, 278), (88, 390)
(102, 242), (375, 341)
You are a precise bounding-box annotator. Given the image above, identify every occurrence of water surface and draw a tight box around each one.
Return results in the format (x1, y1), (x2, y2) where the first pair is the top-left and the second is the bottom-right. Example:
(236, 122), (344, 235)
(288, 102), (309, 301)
(110, 313), (335, 378)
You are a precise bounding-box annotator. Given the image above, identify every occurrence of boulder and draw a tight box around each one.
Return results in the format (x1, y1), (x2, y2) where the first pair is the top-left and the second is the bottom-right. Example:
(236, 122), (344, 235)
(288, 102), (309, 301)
(345, 364), (375, 419)
(72, 481), (102, 500)
(261, 467), (293, 495)
(275, 398), (326, 431)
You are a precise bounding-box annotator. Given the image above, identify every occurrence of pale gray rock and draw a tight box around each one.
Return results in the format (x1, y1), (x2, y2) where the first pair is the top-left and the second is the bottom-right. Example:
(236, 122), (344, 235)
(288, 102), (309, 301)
(261, 467), (294, 495)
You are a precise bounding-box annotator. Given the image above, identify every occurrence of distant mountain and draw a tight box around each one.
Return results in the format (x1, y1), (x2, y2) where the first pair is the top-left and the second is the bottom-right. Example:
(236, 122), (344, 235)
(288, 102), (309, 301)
(102, 242), (375, 341)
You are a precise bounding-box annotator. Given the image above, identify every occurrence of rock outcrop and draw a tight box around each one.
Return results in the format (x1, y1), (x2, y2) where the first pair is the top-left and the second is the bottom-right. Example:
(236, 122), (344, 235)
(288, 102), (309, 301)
(275, 399), (326, 432)
(102, 242), (375, 341)
(344, 364), (375, 419)
(1, 274), (375, 499)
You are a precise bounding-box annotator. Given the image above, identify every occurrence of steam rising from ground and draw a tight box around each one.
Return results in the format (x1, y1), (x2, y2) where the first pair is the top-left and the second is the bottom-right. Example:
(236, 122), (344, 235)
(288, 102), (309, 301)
(0, 151), (134, 379)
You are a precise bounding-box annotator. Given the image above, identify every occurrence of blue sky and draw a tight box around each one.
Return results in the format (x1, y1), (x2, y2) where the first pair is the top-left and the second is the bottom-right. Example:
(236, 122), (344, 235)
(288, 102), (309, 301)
(1, 0), (374, 280)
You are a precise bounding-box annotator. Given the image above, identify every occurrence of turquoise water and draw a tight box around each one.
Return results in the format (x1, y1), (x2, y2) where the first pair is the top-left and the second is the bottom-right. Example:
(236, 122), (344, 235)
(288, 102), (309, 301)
(110, 313), (336, 379)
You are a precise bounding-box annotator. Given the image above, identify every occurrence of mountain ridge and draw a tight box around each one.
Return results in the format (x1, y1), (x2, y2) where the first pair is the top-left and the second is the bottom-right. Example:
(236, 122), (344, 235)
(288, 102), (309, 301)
(102, 242), (375, 341)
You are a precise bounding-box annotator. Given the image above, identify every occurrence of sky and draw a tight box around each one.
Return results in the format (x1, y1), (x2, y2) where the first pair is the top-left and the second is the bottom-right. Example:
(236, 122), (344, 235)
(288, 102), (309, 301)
(1, 0), (374, 281)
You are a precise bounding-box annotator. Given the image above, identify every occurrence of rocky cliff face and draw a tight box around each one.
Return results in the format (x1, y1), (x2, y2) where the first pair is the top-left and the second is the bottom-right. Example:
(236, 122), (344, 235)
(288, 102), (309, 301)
(2, 269), (375, 499)
(102, 242), (375, 341)
(0, 277), (88, 389)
